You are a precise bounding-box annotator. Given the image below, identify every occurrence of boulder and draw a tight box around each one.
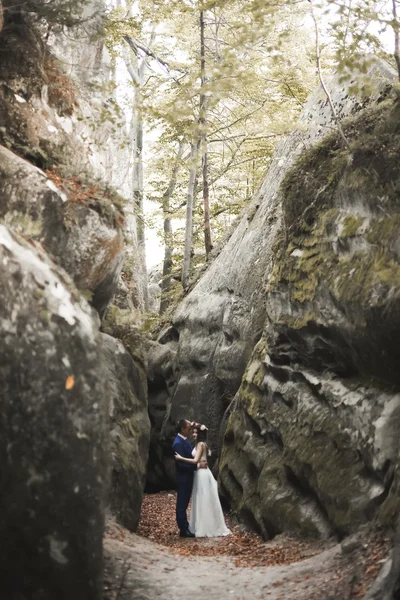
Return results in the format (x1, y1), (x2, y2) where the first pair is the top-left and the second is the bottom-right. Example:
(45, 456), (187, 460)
(102, 333), (150, 531)
(363, 520), (400, 599)
(147, 287), (259, 487)
(147, 337), (179, 490)
(147, 61), (397, 498)
(0, 225), (108, 600)
(0, 145), (124, 316)
(220, 79), (400, 537)
(0, 7), (146, 315)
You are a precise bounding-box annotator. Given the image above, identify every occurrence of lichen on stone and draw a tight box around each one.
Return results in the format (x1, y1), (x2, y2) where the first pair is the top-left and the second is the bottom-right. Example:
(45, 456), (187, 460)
(220, 87), (400, 540)
(270, 97), (400, 307)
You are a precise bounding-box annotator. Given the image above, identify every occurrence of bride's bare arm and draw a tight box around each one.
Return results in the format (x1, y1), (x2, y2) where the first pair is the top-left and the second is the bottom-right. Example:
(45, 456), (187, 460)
(175, 442), (204, 464)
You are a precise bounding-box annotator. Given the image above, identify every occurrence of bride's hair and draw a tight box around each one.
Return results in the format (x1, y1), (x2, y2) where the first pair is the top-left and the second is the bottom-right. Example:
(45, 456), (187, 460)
(197, 428), (207, 443)
(197, 428), (211, 456)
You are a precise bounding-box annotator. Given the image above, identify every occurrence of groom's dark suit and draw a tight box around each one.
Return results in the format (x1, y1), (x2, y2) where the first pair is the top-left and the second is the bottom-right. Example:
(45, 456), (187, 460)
(172, 434), (196, 533)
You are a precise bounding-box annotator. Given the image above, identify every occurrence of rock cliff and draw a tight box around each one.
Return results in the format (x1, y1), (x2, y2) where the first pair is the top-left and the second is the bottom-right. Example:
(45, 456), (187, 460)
(148, 61), (400, 541)
(219, 87), (400, 539)
(0, 145), (125, 315)
(0, 225), (108, 599)
(102, 331), (150, 531)
(0, 2), (150, 597)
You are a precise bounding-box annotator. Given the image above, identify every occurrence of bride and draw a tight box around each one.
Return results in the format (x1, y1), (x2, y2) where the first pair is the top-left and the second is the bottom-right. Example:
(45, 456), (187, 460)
(175, 424), (231, 538)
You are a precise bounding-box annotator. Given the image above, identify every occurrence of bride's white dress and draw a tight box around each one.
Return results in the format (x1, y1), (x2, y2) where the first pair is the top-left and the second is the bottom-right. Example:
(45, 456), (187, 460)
(189, 447), (231, 538)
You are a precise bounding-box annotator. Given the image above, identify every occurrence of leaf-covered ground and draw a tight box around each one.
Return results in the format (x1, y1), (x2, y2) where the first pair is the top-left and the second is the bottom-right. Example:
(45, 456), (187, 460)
(103, 491), (390, 599)
(136, 491), (331, 566)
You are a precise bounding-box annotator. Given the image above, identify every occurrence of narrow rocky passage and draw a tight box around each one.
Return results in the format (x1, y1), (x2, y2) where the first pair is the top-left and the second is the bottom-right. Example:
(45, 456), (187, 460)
(103, 493), (389, 600)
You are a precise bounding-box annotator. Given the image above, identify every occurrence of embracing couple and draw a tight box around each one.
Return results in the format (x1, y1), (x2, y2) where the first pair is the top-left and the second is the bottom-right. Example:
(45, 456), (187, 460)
(172, 419), (231, 538)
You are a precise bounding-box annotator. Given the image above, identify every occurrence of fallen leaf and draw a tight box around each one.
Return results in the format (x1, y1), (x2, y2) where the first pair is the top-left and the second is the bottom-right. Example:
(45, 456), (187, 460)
(65, 375), (75, 390)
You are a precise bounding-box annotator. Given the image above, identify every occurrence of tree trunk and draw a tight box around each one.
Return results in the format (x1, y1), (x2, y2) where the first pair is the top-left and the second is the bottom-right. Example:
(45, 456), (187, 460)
(93, 40), (103, 73)
(309, 0), (350, 150)
(0, 2), (3, 35)
(182, 142), (198, 290)
(123, 30), (157, 310)
(200, 9), (212, 259)
(202, 147), (212, 258)
(132, 87), (146, 264)
(160, 142), (185, 314)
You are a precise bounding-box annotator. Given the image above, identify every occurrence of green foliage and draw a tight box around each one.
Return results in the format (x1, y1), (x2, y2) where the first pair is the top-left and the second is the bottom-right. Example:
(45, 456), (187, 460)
(103, 0), (397, 299)
(112, 0), (318, 284)
(314, 0), (398, 93)
(104, 7), (141, 57)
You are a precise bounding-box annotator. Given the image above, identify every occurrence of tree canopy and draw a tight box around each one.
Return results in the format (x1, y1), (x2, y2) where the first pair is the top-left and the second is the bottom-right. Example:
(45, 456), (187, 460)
(57, 0), (400, 314)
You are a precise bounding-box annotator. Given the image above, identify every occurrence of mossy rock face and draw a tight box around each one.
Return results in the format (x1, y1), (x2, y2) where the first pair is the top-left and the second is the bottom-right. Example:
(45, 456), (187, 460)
(219, 89), (400, 538)
(101, 308), (152, 517)
(101, 333), (150, 532)
(268, 98), (400, 384)
(145, 63), (400, 499)
(0, 146), (124, 316)
(219, 336), (400, 538)
(0, 226), (109, 600)
(0, 13), (130, 319)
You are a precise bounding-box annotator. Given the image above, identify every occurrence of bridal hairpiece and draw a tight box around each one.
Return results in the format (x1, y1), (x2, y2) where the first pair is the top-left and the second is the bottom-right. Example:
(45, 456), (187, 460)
(190, 421), (208, 431)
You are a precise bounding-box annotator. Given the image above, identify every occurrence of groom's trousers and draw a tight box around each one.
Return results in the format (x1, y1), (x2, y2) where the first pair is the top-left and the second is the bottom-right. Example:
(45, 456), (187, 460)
(176, 478), (193, 532)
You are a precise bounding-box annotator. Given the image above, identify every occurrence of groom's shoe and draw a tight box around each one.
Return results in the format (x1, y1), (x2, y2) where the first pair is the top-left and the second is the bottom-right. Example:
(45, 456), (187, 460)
(179, 529), (195, 538)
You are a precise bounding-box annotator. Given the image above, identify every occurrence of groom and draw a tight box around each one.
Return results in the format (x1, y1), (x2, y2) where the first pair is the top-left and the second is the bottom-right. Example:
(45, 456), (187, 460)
(172, 419), (196, 538)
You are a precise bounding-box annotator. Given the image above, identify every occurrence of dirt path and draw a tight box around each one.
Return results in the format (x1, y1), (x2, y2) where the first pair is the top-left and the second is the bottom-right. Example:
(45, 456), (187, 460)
(103, 492), (390, 600)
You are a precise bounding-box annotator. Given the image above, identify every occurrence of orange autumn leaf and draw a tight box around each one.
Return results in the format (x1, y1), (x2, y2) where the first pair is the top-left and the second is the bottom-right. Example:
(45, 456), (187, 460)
(65, 375), (75, 390)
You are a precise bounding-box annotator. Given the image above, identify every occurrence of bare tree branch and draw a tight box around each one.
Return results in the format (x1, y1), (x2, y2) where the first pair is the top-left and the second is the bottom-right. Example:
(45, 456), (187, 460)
(123, 35), (170, 72)
(209, 133), (282, 143)
(208, 98), (270, 137)
(308, 0), (350, 150)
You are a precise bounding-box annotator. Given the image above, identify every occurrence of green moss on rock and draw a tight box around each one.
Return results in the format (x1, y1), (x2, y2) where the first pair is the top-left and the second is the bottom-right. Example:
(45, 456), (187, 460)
(339, 215), (365, 238)
(270, 97), (400, 307)
(331, 248), (400, 304)
(220, 88), (400, 542)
